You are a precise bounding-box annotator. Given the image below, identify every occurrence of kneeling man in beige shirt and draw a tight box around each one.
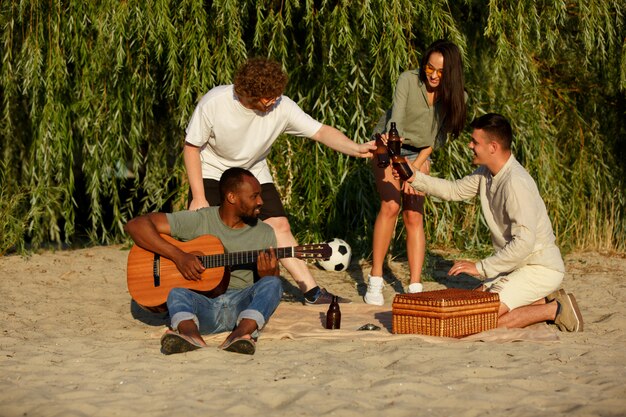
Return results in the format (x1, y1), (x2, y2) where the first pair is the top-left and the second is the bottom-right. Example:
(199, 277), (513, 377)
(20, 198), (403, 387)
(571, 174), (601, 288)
(397, 113), (582, 332)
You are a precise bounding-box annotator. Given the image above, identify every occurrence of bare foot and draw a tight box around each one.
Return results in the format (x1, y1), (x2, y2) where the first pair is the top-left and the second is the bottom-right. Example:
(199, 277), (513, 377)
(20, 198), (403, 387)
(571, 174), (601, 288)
(177, 319), (208, 347)
(218, 318), (258, 351)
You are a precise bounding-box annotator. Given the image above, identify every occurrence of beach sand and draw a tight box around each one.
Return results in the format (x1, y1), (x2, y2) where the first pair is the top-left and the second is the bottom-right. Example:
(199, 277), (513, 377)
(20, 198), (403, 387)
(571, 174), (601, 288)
(1, 246), (625, 416)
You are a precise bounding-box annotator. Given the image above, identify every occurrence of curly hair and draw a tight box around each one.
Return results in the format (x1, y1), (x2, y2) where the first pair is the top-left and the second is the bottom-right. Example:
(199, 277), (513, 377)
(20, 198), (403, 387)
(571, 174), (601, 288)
(233, 58), (288, 99)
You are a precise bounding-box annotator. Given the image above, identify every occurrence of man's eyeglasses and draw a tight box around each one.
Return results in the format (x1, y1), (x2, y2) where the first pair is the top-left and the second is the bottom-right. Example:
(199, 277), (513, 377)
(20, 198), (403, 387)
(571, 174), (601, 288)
(424, 64), (443, 78)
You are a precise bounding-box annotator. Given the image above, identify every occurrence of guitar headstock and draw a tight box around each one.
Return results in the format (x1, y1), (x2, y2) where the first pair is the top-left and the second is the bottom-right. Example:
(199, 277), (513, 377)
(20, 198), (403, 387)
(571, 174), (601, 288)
(295, 243), (332, 260)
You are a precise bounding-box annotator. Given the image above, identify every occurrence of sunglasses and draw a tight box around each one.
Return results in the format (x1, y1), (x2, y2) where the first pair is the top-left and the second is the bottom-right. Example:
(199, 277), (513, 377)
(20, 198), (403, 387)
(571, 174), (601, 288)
(424, 64), (443, 78)
(258, 96), (279, 109)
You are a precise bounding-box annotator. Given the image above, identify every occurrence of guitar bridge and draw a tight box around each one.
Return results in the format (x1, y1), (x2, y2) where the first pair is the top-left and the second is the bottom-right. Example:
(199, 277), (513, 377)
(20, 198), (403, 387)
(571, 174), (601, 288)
(153, 253), (161, 287)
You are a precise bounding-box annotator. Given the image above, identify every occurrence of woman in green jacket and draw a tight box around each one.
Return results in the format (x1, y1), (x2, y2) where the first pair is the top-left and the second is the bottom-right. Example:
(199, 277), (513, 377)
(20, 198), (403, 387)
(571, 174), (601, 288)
(365, 40), (467, 305)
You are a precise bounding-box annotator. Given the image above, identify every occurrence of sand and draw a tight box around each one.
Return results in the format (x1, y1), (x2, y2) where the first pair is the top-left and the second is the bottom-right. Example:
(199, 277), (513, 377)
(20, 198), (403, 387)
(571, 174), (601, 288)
(1, 246), (625, 417)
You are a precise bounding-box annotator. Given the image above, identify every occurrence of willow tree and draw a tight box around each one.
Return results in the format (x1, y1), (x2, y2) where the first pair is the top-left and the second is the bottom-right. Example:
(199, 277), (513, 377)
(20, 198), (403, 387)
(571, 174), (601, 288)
(1, 0), (624, 256)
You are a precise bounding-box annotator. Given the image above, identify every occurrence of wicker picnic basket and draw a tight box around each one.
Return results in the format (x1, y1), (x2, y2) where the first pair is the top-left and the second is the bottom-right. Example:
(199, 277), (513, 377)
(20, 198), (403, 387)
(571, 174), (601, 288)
(392, 288), (500, 338)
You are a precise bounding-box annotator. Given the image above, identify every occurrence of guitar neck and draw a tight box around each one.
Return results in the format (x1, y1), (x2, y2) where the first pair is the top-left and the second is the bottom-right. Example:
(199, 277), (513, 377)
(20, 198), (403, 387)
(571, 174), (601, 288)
(198, 246), (296, 269)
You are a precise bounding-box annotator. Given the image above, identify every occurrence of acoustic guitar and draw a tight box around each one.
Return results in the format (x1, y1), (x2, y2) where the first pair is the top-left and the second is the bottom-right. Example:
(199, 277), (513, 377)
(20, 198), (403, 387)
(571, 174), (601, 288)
(127, 234), (331, 311)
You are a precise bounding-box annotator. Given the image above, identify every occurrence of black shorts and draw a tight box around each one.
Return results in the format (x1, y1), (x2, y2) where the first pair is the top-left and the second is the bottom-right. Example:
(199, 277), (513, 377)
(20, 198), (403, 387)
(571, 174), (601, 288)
(189, 179), (287, 220)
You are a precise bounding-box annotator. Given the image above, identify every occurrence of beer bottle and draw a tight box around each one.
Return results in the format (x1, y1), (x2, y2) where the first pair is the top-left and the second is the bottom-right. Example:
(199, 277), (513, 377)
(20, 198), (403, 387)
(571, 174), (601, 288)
(374, 133), (390, 168)
(388, 146), (414, 182)
(326, 296), (341, 329)
(387, 121), (401, 155)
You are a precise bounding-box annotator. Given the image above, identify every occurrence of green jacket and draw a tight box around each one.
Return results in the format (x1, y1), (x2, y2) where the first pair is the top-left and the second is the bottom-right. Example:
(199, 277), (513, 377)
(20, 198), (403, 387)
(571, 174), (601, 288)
(373, 70), (446, 150)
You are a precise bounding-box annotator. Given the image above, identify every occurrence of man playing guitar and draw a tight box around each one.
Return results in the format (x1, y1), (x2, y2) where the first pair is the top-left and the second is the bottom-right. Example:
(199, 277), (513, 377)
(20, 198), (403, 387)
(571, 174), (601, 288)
(125, 167), (282, 355)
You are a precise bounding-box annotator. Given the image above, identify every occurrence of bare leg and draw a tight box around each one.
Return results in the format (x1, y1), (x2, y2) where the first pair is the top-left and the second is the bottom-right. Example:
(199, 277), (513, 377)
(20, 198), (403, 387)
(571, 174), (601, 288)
(263, 216), (317, 293)
(402, 160), (430, 284)
(371, 162), (402, 277)
(402, 194), (425, 284)
(496, 300), (558, 329)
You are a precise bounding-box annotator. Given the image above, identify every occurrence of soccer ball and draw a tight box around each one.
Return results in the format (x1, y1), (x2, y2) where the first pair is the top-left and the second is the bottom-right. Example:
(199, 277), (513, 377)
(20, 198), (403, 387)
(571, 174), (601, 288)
(317, 238), (352, 272)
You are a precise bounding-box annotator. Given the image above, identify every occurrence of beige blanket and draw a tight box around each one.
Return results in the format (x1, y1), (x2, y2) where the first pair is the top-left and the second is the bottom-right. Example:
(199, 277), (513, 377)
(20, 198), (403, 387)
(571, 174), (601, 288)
(199, 303), (559, 343)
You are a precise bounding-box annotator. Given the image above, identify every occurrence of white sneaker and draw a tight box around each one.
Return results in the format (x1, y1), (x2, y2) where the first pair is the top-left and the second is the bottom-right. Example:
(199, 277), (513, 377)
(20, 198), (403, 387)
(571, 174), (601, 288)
(408, 282), (423, 293)
(364, 275), (385, 305)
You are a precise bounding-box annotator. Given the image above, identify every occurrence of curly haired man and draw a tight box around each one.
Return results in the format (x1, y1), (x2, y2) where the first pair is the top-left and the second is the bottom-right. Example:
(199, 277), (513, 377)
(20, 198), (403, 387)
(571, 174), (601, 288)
(183, 57), (376, 304)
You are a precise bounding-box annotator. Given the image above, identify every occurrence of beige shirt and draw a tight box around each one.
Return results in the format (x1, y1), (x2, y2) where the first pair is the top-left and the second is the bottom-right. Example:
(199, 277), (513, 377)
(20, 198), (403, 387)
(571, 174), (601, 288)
(410, 155), (565, 277)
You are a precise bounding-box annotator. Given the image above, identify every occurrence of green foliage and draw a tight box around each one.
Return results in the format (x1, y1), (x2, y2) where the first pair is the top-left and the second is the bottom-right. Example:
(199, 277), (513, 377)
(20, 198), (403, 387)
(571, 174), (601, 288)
(0, 161), (28, 254)
(1, 0), (624, 256)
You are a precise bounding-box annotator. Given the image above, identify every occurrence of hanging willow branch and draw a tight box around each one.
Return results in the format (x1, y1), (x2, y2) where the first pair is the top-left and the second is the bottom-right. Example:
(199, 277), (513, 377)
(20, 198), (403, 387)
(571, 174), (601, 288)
(0, 0), (624, 255)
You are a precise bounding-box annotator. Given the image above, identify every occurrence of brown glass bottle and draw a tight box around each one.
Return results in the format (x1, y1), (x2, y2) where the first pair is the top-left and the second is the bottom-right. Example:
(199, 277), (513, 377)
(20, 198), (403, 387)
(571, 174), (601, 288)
(374, 133), (390, 168)
(326, 296), (341, 329)
(388, 146), (413, 181)
(387, 121), (401, 155)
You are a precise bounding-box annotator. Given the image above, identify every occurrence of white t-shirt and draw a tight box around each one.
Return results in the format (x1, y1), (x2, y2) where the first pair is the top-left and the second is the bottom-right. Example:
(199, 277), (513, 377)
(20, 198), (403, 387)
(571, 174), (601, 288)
(185, 85), (323, 184)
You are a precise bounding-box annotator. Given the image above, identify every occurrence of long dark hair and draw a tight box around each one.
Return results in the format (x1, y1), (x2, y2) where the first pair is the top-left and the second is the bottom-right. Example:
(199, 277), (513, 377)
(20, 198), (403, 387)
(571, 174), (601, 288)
(419, 40), (466, 137)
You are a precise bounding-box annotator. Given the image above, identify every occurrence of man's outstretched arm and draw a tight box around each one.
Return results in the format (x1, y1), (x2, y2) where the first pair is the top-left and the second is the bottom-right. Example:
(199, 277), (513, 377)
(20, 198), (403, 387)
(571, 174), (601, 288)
(311, 124), (376, 158)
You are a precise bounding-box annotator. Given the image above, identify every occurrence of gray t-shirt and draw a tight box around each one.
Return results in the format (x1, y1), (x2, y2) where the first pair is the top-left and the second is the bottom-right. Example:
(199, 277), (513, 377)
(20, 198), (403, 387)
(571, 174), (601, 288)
(166, 207), (277, 289)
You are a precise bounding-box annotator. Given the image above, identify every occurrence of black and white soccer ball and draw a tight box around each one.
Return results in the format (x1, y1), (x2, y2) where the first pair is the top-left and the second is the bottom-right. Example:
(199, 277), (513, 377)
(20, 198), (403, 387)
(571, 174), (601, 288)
(317, 238), (352, 272)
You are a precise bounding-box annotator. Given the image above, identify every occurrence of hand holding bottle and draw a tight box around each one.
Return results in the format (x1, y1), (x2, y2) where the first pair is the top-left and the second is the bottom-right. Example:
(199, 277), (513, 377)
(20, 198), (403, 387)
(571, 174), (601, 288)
(386, 143), (414, 182)
(374, 133), (390, 168)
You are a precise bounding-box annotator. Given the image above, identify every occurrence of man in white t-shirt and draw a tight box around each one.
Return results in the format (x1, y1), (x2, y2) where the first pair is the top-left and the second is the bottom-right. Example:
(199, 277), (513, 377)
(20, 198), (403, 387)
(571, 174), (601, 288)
(184, 58), (376, 304)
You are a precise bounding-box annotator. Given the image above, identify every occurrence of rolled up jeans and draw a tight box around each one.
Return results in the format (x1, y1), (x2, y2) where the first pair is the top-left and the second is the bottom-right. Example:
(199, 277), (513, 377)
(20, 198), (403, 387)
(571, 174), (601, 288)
(167, 276), (283, 338)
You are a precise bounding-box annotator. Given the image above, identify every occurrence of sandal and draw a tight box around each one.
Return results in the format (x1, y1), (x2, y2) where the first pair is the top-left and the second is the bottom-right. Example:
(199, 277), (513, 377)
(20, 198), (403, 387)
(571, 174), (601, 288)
(160, 331), (203, 355)
(221, 337), (256, 355)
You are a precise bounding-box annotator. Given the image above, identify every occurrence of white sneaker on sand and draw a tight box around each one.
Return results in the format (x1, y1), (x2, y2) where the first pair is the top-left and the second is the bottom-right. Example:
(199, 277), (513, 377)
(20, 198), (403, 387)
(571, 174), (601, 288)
(408, 283), (423, 293)
(364, 275), (384, 305)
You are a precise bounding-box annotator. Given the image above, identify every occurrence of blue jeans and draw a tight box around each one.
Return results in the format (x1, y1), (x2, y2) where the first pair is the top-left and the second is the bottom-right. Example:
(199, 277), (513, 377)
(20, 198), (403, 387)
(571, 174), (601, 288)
(167, 276), (283, 337)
